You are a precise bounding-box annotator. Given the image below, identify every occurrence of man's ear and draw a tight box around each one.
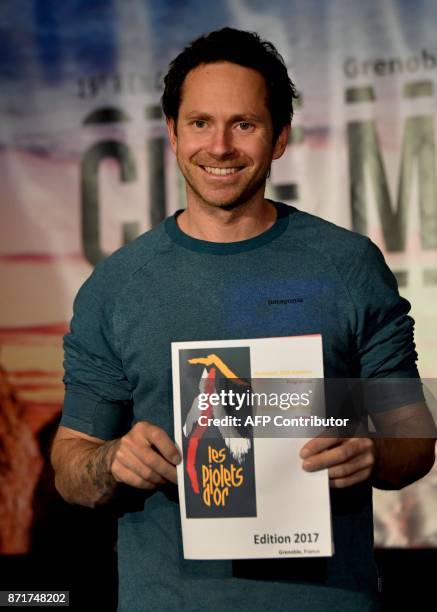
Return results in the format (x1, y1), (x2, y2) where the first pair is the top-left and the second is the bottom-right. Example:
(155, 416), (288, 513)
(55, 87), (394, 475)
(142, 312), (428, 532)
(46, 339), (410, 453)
(167, 118), (177, 154)
(272, 123), (291, 160)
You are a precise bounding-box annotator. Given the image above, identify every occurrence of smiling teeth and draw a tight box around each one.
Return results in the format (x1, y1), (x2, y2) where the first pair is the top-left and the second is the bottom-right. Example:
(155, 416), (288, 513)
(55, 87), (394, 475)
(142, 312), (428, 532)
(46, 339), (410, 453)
(203, 166), (240, 175)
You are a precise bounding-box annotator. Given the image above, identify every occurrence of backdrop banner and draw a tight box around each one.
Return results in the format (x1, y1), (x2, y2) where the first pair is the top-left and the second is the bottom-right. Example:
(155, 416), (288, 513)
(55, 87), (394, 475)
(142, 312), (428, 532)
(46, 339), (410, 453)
(1, 0), (436, 553)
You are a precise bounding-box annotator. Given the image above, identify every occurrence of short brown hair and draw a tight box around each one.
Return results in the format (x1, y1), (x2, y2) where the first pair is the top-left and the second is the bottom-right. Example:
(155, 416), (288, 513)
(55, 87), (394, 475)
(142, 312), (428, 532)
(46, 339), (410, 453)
(161, 27), (298, 142)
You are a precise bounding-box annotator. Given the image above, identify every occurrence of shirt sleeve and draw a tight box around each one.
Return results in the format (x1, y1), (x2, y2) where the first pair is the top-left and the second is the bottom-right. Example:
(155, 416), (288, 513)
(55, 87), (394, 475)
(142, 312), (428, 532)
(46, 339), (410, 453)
(60, 267), (133, 440)
(348, 239), (425, 413)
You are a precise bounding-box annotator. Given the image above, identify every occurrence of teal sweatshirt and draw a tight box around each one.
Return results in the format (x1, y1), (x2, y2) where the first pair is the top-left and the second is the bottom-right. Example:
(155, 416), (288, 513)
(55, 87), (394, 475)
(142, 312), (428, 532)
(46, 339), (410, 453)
(61, 202), (419, 611)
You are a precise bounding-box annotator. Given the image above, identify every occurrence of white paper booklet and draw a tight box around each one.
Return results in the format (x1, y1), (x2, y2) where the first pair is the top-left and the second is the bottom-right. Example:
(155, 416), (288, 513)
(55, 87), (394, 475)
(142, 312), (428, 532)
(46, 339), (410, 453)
(171, 334), (332, 560)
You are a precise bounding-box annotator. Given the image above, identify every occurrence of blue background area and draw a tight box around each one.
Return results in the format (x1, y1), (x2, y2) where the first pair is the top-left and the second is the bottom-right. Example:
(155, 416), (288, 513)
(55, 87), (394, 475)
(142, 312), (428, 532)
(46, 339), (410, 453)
(1, 0), (437, 87)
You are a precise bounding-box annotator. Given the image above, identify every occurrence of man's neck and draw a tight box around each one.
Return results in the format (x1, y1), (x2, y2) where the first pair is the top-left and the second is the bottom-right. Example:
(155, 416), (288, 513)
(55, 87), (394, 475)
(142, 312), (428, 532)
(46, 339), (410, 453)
(176, 197), (277, 243)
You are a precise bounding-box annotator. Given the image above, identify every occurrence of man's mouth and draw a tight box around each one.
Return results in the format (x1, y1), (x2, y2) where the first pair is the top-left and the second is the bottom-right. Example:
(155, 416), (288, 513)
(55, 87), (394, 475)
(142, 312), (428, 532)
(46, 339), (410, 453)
(201, 166), (244, 176)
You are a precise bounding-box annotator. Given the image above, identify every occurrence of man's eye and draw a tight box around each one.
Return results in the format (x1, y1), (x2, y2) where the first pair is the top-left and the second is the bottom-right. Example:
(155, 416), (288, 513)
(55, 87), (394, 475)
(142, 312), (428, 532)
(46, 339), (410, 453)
(238, 122), (253, 131)
(193, 120), (206, 128)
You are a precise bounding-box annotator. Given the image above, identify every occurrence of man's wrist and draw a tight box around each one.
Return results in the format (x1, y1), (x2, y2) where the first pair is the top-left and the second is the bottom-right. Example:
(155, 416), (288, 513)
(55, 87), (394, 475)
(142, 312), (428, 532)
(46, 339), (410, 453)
(371, 437), (436, 490)
(84, 439), (121, 506)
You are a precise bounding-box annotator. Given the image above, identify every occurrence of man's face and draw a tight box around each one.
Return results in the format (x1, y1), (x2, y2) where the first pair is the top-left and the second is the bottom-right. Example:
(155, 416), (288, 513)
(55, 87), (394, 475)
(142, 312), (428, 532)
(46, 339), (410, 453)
(167, 61), (289, 210)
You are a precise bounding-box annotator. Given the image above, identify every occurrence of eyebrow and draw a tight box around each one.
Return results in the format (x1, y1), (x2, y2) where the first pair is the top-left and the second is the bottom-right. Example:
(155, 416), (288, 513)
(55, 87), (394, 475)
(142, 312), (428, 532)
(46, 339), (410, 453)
(184, 111), (263, 122)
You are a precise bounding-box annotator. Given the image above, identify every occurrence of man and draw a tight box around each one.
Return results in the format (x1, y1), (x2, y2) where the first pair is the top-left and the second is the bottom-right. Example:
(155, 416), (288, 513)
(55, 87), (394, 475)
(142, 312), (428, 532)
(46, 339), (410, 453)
(51, 28), (435, 611)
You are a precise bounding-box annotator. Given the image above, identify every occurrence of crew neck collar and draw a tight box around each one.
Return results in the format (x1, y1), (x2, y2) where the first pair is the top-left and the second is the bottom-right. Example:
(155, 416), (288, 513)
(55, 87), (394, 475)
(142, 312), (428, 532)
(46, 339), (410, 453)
(165, 201), (293, 254)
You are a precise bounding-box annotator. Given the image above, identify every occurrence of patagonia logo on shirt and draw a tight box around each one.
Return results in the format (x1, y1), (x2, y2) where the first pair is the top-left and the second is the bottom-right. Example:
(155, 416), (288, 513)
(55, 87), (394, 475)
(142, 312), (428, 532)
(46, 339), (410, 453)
(267, 297), (304, 305)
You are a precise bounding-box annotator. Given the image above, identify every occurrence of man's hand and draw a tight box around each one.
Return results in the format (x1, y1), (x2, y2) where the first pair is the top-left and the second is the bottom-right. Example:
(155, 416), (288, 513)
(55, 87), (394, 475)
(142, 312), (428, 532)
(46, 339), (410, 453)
(111, 421), (181, 489)
(51, 422), (181, 507)
(300, 437), (375, 488)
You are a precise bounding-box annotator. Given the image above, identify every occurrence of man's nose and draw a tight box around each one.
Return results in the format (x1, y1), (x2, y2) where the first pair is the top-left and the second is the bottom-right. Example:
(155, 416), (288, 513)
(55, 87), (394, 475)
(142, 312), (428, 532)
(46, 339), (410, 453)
(207, 126), (235, 158)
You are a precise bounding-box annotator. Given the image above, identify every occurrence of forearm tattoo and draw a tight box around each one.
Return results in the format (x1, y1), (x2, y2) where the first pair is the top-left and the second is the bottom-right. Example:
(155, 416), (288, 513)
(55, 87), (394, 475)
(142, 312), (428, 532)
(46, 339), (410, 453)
(84, 440), (119, 503)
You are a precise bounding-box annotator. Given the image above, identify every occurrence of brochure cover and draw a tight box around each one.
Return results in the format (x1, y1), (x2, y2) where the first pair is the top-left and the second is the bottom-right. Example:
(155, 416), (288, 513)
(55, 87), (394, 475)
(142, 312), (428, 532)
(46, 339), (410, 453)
(171, 335), (332, 560)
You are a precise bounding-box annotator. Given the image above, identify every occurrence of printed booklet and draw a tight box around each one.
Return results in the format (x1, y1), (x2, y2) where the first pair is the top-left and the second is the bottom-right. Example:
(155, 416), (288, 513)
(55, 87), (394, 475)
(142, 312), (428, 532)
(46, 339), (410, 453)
(171, 334), (333, 560)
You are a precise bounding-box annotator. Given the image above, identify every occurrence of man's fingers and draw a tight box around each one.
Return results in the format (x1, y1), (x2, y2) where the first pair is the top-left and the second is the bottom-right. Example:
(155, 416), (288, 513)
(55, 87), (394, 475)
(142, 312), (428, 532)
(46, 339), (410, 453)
(112, 459), (164, 490)
(299, 436), (375, 486)
(327, 452), (375, 480)
(300, 437), (346, 459)
(113, 448), (169, 486)
(111, 421), (180, 489)
(128, 439), (178, 480)
(302, 438), (374, 471)
(302, 440), (353, 471)
(139, 422), (181, 465)
(142, 446), (178, 484)
(329, 467), (373, 489)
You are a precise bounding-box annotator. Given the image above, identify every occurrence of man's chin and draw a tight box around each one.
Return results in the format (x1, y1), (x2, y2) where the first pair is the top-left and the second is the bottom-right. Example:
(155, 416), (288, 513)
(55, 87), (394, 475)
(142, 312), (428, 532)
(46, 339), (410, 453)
(183, 173), (268, 211)
(198, 189), (259, 211)
(204, 199), (246, 211)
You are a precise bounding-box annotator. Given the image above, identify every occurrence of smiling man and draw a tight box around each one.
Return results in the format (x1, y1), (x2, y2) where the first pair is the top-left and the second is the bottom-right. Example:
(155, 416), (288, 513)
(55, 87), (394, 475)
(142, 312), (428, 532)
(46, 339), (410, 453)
(166, 61), (287, 224)
(51, 28), (435, 612)
(165, 56), (290, 244)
